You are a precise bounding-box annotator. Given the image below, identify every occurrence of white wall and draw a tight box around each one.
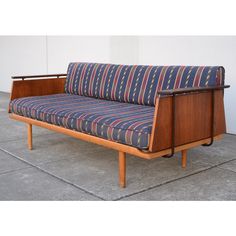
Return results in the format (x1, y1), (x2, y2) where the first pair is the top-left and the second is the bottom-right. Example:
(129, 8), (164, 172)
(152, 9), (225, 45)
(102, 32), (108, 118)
(0, 36), (47, 92)
(0, 36), (235, 133)
(47, 36), (110, 73)
(110, 36), (139, 64)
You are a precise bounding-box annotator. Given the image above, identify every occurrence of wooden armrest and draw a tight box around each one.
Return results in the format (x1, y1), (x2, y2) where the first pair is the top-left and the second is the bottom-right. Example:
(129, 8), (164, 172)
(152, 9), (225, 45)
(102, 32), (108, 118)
(149, 89), (227, 152)
(157, 85), (230, 96)
(9, 76), (67, 110)
(12, 73), (67, 80)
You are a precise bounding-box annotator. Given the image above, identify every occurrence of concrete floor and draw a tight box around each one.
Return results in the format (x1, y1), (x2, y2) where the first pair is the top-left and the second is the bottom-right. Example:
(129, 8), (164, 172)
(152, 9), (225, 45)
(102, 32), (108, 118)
(0, 91), (236, 200)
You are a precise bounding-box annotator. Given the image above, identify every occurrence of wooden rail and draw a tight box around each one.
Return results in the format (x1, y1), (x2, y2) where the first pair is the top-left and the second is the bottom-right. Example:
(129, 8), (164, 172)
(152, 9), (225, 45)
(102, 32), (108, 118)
(12, 74), (67, 80)
(157, 85), (230, 95)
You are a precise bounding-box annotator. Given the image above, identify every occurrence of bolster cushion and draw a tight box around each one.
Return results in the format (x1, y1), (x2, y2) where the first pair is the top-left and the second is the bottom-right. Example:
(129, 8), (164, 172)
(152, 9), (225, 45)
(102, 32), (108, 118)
(65, 63), (225, 106)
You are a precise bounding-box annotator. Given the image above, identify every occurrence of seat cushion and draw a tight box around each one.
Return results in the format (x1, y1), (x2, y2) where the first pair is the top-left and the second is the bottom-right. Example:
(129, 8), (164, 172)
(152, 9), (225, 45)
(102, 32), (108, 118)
(65, 63), (225, 106)
(10, 94), (155, 149)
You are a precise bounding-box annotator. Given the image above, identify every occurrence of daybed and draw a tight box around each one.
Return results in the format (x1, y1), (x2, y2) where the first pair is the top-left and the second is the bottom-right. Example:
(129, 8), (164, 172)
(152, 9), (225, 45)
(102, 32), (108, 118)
(8, 63), (229, 187)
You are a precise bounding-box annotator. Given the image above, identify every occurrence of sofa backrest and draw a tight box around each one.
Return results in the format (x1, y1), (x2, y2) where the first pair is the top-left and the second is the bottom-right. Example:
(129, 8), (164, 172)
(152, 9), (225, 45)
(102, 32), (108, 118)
(65, 62), (224, 106)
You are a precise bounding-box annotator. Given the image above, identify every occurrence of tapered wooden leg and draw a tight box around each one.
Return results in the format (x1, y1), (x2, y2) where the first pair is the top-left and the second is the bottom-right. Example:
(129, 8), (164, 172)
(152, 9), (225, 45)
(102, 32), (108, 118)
(27, 123), (32, 150)
(119, 151), (126, 188)
(181, 149), (187, 168)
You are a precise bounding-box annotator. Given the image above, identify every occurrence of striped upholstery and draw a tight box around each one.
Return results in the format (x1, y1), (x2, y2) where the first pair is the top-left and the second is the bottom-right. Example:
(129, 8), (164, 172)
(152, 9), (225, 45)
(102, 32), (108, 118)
(9, 94), (154, 149)
(10, 63), (225, 149)
(65, 63), (225, 106)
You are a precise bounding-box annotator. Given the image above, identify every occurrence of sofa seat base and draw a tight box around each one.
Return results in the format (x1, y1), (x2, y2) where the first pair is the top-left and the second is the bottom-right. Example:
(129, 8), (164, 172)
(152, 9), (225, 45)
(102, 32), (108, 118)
(9, 113), (223, 159)
(9, 94), (154, 149)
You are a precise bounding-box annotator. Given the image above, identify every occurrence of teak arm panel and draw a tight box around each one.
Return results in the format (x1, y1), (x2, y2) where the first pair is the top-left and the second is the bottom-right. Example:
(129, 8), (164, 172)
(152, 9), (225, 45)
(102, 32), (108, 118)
(10, 77), (66, 102)
(149, 89), (227, 152)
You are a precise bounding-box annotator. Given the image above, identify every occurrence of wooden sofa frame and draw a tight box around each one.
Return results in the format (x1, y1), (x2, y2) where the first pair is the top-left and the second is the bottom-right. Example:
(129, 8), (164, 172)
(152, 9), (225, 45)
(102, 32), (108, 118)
(9, 74), (230, 188)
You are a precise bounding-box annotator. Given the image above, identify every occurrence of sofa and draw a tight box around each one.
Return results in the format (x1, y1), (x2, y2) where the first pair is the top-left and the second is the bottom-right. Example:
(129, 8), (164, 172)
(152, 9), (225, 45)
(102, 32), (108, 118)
(9, 62), (229, 187)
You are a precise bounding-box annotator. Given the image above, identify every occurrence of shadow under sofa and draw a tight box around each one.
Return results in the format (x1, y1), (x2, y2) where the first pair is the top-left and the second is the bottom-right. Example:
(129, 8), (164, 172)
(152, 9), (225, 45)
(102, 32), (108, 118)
(8, 63), (230, 188)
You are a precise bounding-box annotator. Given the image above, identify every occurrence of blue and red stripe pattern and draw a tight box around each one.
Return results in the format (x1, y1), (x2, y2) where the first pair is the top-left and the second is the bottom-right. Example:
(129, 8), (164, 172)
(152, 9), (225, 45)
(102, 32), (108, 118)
(9, 94), (154, 149)
(65, 63), (225, 106)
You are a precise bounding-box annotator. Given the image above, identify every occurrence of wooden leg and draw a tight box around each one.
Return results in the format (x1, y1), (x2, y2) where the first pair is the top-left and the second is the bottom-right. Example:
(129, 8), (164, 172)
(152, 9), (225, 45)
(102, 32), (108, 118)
(119, 151), (126, 188)
(27, 123), (32, 150)
(181, 149), (187, 168)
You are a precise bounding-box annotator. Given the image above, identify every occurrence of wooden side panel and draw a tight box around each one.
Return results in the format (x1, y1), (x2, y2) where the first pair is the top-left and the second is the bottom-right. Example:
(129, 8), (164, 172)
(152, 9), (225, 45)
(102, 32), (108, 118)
(10, 78), (66, 102)
(149, 96), (172, 151)
(214, 90), (226, 134)
(174, 92), (212, 146)
(150, 90), (226, 152)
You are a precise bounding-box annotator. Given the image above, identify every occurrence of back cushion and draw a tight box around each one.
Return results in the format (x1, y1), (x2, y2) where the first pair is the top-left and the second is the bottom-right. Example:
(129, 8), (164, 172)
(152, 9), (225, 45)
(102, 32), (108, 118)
(65, 63), (224, 106)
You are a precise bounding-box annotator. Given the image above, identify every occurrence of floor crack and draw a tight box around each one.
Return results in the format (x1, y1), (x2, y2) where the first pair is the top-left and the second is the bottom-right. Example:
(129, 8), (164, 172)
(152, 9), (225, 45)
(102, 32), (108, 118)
(115, 157), (236, 201)
(0, 148), (105, 201)
(0, 166), (32, 177)
(1, 146), (236, 201)
(217, 166), (236, 175)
